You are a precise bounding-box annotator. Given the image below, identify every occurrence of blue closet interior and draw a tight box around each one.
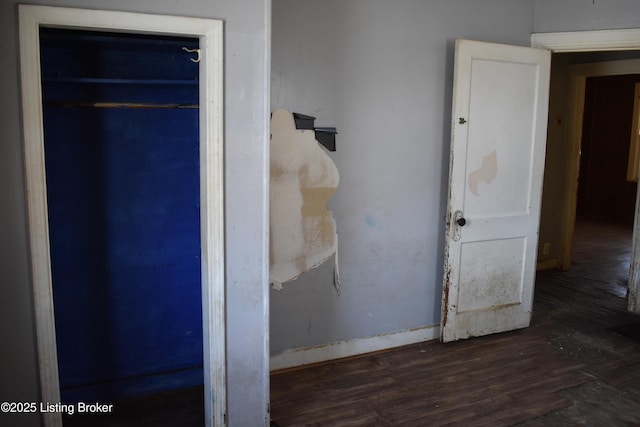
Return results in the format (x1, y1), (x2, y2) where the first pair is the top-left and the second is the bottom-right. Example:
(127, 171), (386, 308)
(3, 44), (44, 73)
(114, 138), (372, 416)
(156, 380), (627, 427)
(40, 28), (204, 403)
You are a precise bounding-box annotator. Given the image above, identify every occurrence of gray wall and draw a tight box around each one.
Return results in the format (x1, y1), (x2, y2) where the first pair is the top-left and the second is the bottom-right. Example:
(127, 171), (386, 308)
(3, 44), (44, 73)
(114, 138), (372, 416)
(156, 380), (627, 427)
(271, 1), (640, 358)
(534, 0), (640, 32)
(270, 0), (535, 355)
(0, 1), (270, 426)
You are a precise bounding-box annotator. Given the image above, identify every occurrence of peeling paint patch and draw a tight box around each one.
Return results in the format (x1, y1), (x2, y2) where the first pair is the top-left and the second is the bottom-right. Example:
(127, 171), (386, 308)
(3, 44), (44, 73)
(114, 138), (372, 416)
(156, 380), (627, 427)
(269, 109), (339, 285)
(468, 149), (497, 196)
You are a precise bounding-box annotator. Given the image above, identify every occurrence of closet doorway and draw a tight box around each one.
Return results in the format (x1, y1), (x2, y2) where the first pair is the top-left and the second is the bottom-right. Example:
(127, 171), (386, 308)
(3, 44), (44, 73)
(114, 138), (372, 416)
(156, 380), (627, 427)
(19, 6), (225, 426)
(41, 27), (204, 404)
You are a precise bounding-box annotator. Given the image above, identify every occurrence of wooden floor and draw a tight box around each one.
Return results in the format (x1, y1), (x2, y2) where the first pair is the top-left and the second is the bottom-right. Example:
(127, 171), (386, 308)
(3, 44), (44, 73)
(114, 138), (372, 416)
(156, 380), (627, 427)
(270, 220), (640, 426)
(64, 220), (640, 426)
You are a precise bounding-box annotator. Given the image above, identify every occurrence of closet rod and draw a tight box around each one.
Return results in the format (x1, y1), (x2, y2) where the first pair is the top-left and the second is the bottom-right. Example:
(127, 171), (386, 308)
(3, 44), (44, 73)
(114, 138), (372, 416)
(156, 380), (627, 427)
(43, 101), (199, 109)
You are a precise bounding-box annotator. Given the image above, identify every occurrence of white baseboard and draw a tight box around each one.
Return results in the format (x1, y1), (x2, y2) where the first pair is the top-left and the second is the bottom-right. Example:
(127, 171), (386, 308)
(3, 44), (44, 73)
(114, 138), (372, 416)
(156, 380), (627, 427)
(270, 324), (440, 372)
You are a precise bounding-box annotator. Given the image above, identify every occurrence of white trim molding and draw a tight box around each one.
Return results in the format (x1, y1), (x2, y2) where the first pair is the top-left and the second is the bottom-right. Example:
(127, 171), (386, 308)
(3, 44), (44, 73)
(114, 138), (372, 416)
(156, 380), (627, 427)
(270, 325), (440, 372)
(18, 5), (225, 427)
(532, 28), (640, 52)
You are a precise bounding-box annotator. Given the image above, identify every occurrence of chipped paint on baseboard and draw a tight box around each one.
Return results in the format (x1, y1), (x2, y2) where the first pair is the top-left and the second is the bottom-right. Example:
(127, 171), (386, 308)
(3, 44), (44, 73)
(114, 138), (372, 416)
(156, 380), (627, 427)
(270, 324), (440, 371)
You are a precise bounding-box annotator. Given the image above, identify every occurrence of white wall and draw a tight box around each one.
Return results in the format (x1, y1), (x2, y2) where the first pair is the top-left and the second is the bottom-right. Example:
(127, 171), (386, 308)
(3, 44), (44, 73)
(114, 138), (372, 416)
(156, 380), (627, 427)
(270, 0), (535, 356)
(0, 1), (270, 426)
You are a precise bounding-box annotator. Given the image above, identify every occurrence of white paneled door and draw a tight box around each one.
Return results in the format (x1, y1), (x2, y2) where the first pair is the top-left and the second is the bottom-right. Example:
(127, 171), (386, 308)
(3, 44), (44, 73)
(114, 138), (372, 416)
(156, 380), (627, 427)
(441, 40), (551, 343)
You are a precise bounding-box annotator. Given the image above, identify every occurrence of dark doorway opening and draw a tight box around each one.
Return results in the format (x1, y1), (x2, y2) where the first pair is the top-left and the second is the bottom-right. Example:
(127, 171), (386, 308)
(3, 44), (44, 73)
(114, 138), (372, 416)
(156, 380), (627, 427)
(41, 27), (204, 423)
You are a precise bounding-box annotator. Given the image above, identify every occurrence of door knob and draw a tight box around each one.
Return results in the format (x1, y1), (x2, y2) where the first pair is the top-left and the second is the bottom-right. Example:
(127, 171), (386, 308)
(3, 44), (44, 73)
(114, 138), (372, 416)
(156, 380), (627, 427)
(456, 217), (466, 227)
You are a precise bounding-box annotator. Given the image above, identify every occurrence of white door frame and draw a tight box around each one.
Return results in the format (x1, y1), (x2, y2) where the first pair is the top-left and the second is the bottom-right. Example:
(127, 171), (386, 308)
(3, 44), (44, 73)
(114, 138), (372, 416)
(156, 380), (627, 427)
(532, 28), (640, 314)
(19, 5), (225, 427)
